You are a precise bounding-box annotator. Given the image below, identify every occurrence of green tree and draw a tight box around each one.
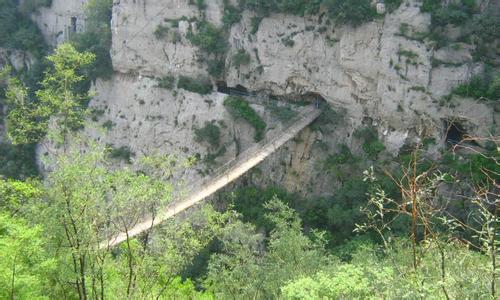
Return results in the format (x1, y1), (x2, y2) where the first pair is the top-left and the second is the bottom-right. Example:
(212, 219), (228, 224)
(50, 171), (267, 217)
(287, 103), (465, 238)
(5, 44), (95, 145)
(71, 0), (113, 80)
(0, 213), (54, 299)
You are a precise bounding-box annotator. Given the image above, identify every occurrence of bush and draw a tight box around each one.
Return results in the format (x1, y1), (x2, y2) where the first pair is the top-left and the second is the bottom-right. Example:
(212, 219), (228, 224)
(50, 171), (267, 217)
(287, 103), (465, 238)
(187, 21), (228, 56)
(266, 103), (297, 122)
(452, 71), (500, 101)
(157, 75), (175, 89)
(324, 0), (377, 27)
(224, 96), (266, 141)
(354, 126), (385, 159)
(222, 3), (241, 28)
(194, 121), (221, 148)
(0, 143), (38, 179)
(177, 75), (212, 94)
(207, 58), (225, 77)
(108, 145), (134, 163)
(71, 0), (113, 80)
(18, 0), (52, 15)
(232, 50), (251, 67)
(0, 0), (47, 57)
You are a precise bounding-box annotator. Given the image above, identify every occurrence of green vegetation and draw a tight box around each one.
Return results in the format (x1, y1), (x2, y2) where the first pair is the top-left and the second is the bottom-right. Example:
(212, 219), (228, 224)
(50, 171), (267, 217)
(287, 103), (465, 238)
(156, 74), (175, 90)
(0, 2), (498, 299)
(177, 75), (212, 94)
(224, 96), (266, 141)
(18, 0), (52, 14)
(0, 143), (38, 179)
(5, 44), (95, 144)
(323, 0), (378, 26)
(187, 20), (228, 77)
(194, 121), (221, 148)
(232, 49), (251, 67)
(0, 0), (47, 57)
(190, 0), (206, 10)
(240, 0), (385, 27)
(265, 102), (297, 122)
(222, 1), (242, 28)
(451, 70), (500, 101)
(188, 21), (228, 56)
(354, 126), (386, 159)
(108, 145), (135, 163)
(70, 0), (113, 80)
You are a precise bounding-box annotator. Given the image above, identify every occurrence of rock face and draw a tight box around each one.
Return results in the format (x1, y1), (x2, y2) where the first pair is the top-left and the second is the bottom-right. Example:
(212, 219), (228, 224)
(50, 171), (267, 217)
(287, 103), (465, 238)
(31, 0), (87, 47)
(32, 0), (498, 195)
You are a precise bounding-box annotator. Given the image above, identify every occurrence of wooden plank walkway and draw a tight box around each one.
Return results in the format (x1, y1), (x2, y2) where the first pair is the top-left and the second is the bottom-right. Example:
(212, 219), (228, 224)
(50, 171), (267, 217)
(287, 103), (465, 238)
(101, 106), (322, 248)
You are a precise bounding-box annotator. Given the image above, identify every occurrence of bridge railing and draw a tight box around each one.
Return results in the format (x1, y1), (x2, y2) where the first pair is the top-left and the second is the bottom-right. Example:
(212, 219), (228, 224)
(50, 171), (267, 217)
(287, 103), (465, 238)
(170, 105), (319, 206)
(101, 104), (321, 247)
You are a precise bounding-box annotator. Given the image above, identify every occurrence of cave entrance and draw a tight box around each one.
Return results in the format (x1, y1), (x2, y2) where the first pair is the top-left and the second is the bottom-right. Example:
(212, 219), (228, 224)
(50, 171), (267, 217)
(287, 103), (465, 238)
(216, 81), (251, 97)
(71, 17), (77, 33)
(302, 92), (327, 108)
(444, 120), (467, 145)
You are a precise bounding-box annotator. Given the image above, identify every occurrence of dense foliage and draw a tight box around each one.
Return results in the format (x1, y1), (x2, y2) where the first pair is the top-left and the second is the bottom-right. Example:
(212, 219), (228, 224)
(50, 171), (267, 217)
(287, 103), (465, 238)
(194, 121), (222, 148)
(177, 75), (213, 94)
(0, 0), (47, 57)
(224, 96), (266, 141)
(0, 2), (498, 299)
(451, 70), (500, 101)
(5, 44), (95, 144)
(71, 0), (113, 80)
(239, 0), (388, 27)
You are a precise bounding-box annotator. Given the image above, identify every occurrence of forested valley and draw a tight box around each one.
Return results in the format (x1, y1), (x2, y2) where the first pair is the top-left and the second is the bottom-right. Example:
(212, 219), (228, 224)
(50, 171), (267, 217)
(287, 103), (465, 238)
(0, 0), (499, 299)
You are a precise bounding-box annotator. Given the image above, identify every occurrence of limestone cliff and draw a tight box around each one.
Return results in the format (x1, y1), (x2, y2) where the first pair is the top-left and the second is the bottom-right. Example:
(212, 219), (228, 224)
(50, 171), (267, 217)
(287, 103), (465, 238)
(32, 0), (498, 195)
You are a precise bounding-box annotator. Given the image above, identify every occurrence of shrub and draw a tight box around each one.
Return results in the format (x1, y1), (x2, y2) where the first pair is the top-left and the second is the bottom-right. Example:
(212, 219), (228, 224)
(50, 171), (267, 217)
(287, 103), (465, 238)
(224, 96), (266, 141)
(194, 121), (221, 148)
(0, 143), (38, 179)
(384, 0), (402, 12)
(0, 0), (47, 57)
(108, 145), (134, 163)
(207, 58), (225, 77)
(187, 21), (228, 56)
(177, 75), (212, 94)
(71, 0), (113, 80)
(222, 3), (241, 28)
(157, 75), (175, 89)
(324, 0), (377, 27)
(354, 126), (385, 159)
(266, 103), (297, 122)
(452, 71), (499, 101)
(250, 16), (263, 34)
(232, 50), (251, 67)
(18, 0), (52, 14)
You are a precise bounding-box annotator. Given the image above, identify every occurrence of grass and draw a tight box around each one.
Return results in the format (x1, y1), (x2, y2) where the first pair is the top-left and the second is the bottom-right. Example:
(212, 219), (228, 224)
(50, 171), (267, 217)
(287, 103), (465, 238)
(224, 96), (266, 141)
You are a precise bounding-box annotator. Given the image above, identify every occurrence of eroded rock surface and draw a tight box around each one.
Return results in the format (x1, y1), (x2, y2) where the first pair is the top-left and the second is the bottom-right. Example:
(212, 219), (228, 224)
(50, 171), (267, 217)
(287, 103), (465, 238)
(32, 0), (498, 195)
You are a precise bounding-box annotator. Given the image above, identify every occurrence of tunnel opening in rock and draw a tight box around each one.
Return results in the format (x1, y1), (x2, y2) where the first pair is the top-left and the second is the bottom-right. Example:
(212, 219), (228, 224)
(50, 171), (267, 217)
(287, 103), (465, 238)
(302, 92), (327, 107)
(216, 81), (251, 97)
(444, 120), (467, 145)
(71, 17), (77, 33)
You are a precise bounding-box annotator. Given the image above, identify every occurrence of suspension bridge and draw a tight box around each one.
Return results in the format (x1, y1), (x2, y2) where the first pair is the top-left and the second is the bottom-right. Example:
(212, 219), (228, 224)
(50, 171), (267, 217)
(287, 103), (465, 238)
(101, 104), (322, 249)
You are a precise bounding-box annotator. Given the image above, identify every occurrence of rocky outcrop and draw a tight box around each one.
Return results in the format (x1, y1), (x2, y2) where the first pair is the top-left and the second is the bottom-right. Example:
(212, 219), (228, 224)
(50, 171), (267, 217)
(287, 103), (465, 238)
(32, 0), (498, 195)
(31, 0), (86, 47)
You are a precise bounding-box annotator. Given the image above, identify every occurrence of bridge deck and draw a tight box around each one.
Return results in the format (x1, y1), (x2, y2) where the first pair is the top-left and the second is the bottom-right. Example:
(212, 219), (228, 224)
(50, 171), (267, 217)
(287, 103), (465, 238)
(101, 106), (321, 248)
